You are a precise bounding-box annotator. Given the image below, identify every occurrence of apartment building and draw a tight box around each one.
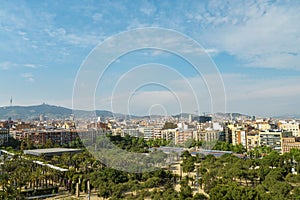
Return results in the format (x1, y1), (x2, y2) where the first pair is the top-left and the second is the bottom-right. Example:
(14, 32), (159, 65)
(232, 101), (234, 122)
(278, 121), (300, 137)
(194, 130), (220, 143)
(140, 126), (154, 140)
(161, 129), (176, 141)
(153, 126), (164, 139)
(282, 136), (300, 153)
(232, 130), (247, 147)
(259, 130), (282, 152)
(246, 131), (259, 151)
(255, 122), (271, 131)
(174, 129), (193, 145)
(0, 128), (9, 146)
(123, 128), (141, 137)
(21, 129), (80, 146)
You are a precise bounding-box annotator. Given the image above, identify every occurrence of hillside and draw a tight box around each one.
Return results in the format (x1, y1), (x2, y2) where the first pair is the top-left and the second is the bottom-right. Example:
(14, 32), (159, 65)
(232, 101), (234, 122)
(0, 103), (252, 121)
(0, 104), (114, 120)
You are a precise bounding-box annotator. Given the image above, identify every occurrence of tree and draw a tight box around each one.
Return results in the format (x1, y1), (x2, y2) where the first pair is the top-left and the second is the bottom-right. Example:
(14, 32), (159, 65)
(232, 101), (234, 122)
(261, 151), (280, 168)
(143, 177), (161, 188)
(182, 157), (195, 174)
(209, 183), (259, 200)
(179, 182), (193, 199)
(193, 193), (208, 200)
(44, 138), (54, 148)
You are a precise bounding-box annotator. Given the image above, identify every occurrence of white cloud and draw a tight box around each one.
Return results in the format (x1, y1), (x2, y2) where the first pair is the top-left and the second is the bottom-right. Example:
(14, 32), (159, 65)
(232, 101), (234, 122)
(23, 64), (37, 68)
(18, 31), (26, 36)
(198, 1), (300, 69)
(45, 27), (103, 47)
(21, 73), (35, 83)
(140, 1), (156, 16)
(0, 61), (17, 70)
(204, 48), (219, 55)
(92, 13), (103, 22)
(0, 62), (40, 70)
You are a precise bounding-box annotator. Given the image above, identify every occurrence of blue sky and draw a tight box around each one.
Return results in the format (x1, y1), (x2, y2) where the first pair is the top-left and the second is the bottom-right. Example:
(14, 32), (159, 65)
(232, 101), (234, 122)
(1, 0), (300, 117)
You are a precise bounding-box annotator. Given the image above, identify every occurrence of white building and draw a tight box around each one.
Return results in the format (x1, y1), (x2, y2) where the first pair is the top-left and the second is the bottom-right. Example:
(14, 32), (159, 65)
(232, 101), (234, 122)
(278, 121), (299, 137)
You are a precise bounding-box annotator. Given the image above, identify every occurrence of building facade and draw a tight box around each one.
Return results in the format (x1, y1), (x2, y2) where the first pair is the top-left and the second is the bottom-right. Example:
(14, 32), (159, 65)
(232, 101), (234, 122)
(259, 130), (282, 152)
(0, 128), (9, 146)
(246, 132), (259, 151)
(278, 122), (299, 137)
(282, 137), (300, 153)
(21, 130), (80, 146)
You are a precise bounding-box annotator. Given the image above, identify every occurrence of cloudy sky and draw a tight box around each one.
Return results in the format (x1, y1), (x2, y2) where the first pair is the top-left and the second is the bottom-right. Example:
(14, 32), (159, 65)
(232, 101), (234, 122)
(1, 0), (300, 117)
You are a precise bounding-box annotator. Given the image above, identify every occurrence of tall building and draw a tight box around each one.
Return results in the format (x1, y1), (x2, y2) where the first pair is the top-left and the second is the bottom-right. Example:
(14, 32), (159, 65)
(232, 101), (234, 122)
(232, 130), (247, 147)
(224, 123), (234, 143)
(193, 116), (212, 123)
(188, 114), (192, 123)
(0, 128), (9, 146)
(153, 126), (163, 139)
(39, 114), (45, 122)
(70, 114), (75, 121)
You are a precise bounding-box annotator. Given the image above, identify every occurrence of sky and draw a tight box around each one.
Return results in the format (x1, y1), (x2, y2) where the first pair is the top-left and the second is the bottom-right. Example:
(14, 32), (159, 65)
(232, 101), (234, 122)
(1, 0), (300, 117)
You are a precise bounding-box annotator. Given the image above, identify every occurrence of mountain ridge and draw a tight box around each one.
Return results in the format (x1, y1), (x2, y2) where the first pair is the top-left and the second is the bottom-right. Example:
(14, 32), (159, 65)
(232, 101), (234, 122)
(0, 103), (264, 121)
(0, 104), (114, 120)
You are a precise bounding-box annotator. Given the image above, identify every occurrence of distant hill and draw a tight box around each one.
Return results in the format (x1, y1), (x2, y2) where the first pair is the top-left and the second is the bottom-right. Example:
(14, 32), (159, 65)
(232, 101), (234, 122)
(213, 112), (251, 121)
(272, 114), (300, 120)
(172, 113), (193, 119)
(0, 104), (72, 120)
(0, 104), (114, 120)
(172, 112), (251, 121)
(0, 103), (253, 121)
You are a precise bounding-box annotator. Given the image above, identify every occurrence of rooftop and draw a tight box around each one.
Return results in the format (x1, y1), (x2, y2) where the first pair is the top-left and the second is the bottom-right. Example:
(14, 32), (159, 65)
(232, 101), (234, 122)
(24, 148), (81, 157)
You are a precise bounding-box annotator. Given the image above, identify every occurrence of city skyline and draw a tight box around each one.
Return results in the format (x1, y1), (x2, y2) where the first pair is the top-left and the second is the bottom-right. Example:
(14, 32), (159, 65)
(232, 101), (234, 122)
(1, 1), (300, 117)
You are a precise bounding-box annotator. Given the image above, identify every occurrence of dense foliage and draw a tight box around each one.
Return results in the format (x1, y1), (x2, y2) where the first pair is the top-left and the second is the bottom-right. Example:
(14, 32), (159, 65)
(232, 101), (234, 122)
(2, 135), (300, 199)
(213, 141), (246, 153)
(202, 149), (300, 199)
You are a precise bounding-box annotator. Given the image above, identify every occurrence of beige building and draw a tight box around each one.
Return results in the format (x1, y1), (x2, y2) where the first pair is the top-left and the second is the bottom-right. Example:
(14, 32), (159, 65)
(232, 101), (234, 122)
(161, 129), (176, 141)
(112, 128), (123, 136)
(153, 126), (163, 139)
(255, 123), (271, 131)
(232, 130), (247, 147)
(246, 132), (259, 151)
(282, 137), (300, 153)
(174, 129), (193, 145)
(194, 130), (220, 143)
(278, 122), (299, 137)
